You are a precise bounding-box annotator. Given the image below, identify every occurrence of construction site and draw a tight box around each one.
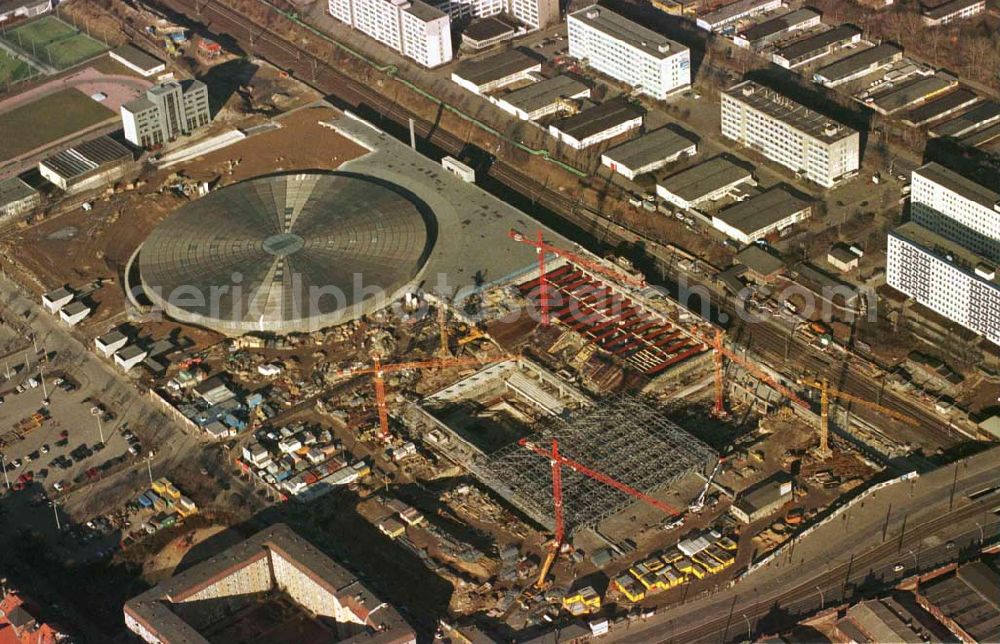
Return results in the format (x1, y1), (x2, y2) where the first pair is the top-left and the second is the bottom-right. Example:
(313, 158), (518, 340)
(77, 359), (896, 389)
(91, 106), (913, 630)
(0, 12), (959, 636)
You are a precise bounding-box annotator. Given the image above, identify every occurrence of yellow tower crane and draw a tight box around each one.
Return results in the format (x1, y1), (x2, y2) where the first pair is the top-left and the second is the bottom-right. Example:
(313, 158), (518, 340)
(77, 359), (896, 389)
(799, 378), (920, 458)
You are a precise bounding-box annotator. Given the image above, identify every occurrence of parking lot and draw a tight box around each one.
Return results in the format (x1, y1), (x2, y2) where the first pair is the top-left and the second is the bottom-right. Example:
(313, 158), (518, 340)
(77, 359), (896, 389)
(0, 362), (138, 497)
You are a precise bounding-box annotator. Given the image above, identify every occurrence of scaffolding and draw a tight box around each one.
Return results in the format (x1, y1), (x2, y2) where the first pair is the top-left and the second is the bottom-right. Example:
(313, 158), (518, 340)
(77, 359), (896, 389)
(477, 395), (716, 532)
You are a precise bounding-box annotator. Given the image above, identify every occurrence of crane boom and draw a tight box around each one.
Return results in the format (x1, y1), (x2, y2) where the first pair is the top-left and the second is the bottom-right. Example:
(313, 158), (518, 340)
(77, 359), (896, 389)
(710, 329), (809, 411)
(509, 229), (646, 286)
(519, 438), (681, 516)
(536, 439), (564, 588)
(801, 379), (919, 426)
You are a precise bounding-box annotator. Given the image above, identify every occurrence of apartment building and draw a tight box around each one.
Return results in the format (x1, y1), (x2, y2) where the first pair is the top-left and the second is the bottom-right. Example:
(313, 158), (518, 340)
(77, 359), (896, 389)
(125, 524), (416, 643)
(910, 162), (1000, 263)
(121, 80), (211, 148)
(888, 222), (1000, 345)
(328, 0), (452, 66)
(430, 0), (556, 29)
(567, 5), (690, 100)
(721, 80), (859, 188)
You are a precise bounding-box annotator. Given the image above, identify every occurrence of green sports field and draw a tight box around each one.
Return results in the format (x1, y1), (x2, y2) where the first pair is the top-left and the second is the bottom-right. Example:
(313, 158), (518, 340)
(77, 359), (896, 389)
(2, 16), (108, 69)
(0, 50), (38, 87)
(0, 87), (114, 162)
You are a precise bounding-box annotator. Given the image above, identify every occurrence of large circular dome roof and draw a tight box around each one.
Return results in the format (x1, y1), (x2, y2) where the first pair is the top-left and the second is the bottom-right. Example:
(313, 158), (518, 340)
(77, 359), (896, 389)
(139, 173), (435, 334)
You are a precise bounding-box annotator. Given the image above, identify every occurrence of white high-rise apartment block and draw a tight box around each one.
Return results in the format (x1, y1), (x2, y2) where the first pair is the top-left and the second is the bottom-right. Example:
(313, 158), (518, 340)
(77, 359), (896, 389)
(508, 0), (558, 29)
(910, 162), (1000, 264)
(433, 0), (503, 21)
(328, 0), (452, 66)
(432, 0), (556, 28)
(887, 223), (1000, 345)
(401, 2), (452, 66)
(567, 5), (690, 100)
(888, 165), (1000, 345)
(721, 81), (859, 188)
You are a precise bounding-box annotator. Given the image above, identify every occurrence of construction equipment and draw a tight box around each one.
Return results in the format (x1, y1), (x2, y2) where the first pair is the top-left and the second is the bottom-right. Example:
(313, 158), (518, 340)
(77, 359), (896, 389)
(689, 456), (724, 513)
(519, 437), (681, 588)
(337, 354), (514, 442)
(707, 328), (809, 416)
(799, 377), (919, 457)
(508, 229), (646, 326)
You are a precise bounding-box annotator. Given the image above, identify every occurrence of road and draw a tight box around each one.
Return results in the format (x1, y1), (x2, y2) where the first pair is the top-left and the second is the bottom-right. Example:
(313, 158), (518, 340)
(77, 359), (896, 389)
(602, 446), (1000, 642)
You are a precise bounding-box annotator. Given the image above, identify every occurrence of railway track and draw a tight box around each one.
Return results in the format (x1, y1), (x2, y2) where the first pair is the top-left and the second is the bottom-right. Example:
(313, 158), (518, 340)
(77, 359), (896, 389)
(654, 496), (996, 642)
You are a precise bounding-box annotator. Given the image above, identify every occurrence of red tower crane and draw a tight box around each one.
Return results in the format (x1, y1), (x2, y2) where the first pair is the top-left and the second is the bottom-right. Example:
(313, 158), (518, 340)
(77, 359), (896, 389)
(337, 354), (514, 442)
(508, 229), (646, 326)
(519, 437), (681, 587)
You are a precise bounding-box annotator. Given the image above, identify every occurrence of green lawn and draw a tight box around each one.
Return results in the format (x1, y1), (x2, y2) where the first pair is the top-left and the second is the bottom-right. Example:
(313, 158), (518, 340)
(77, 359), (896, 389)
(0, 50), (38, 87)
(2, 16), (108, 69)
(0, 87), (114, 162)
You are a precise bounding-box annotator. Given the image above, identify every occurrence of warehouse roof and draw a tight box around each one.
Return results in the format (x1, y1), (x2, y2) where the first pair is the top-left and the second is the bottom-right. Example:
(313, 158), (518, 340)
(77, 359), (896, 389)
(914, 162), (999, 211)
(737, 8), (820, 43)
(40, 136), (132, 180)
(499, 75), (589, 114)
(0, 0), (49, 13)
(775, 24), (861, 63)
(930, 100), (1000, 137)
(920, 562), (1000, 643)
(715, 187), (810, 237)
(601, 127), (696, 172)
(453, 49), (539, 86)
(725, 80), (856, 143)
(736, 245), (785, 276)
(845, 601), (924, 643)
(871, 74), (957, 114)
(551, 97), (644, 141)
(659, 156), (752, 202)
(734, 476), (791, 515)
(698, 0), (778, 27)
(813, 43), (902, 83)
(569, 4), (686, 60)
(463, 15), (516, 41)
(110, 44), (164, 72)
(904, 88), (978, 125)
(0, 176), (37, 206)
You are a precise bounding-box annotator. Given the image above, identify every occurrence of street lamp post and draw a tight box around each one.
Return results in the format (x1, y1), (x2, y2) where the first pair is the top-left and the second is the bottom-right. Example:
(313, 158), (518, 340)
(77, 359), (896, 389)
(39, 364), (48, 402)
(50, 501), (61, 531)
(0, 455), (9, 490)
(742, 613), (751, 642)
(147, 452), (154, 486)
(817, 585), (825, 610)
(976, 521), (984, 544)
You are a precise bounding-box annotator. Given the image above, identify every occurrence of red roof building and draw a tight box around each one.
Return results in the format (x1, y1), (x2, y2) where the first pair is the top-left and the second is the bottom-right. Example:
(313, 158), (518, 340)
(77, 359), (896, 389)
(0, 591), (71, 644)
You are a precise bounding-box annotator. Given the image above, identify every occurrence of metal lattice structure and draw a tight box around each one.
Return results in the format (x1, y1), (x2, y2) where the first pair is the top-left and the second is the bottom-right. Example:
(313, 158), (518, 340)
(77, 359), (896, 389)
(477, 395), (716, 532)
